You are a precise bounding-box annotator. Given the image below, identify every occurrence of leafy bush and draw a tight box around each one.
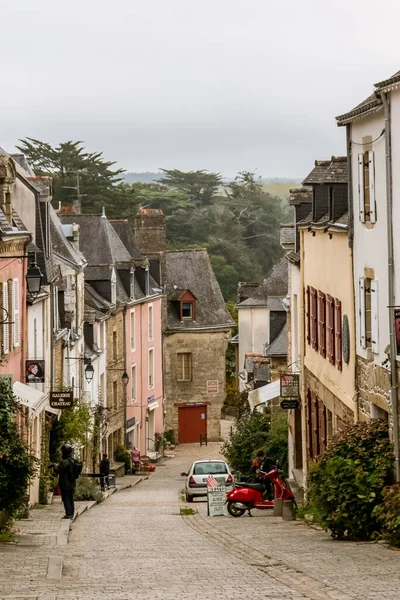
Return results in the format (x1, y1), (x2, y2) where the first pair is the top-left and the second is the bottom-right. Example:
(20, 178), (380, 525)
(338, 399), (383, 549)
(115, 444), (131, 474)
(0, 379), (38, 532)
(74, 477), (102, 502)
(307, 420), (393, 540)
(373, 484), (400, 547)
(222, 409), (288, 476)
(164, 429), (176, 446)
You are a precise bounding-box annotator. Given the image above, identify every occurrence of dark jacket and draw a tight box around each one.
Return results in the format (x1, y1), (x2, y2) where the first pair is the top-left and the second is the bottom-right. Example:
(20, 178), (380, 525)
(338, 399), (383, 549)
(54, 458), (76, 491)
(100, 458), (110, 475)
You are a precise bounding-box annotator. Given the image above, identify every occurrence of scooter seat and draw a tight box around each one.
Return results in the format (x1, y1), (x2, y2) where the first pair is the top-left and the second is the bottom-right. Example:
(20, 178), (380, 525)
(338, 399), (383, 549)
(236, 482), (265, 492)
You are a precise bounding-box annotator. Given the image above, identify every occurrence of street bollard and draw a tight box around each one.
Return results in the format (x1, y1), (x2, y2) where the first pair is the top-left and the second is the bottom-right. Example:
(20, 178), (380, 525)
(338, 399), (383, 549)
(273, 497), (283, 516)
(282, 499), (296, 521)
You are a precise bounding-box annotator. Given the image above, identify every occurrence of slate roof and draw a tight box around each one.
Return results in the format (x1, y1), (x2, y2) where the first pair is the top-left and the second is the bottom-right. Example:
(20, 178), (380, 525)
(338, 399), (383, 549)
(336, 71), (400, 125)
(237, 257), (288, 308)
(166, 249), (234, 330)
(50, 204), (86, 269)
(302, 157), (347, 186)
(302, 160), (330, 185)
(280, 224), (295, 246)
(289, 188), (313, 206)
(60, 214), (133, 267)
(264, 322), (287, 357)
(110, 220), (143, 262)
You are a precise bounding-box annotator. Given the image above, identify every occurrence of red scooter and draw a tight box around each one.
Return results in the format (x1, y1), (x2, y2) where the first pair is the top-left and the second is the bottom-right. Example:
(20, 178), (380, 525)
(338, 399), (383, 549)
(226, 468), (295, 517)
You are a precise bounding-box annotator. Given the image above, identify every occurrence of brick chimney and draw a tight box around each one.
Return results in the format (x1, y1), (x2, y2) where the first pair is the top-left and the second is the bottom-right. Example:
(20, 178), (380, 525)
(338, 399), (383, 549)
(134, 208), (166, 284)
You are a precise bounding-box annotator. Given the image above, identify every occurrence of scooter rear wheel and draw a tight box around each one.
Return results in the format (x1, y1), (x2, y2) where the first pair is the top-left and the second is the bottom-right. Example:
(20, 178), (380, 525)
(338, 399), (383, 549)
(227, 501), (246, 517)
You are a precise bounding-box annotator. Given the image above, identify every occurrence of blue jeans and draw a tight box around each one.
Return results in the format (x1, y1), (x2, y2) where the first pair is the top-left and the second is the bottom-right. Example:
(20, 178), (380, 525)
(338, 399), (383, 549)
(61, 489), (74, 517)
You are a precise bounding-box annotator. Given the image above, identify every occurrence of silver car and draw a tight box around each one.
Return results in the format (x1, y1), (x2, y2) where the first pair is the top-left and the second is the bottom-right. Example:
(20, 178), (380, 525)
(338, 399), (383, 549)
(181, 459), (233, 502)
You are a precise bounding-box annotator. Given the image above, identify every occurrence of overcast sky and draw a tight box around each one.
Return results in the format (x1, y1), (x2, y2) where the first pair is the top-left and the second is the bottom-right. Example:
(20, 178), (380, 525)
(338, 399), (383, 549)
(2, 0), (399, 178)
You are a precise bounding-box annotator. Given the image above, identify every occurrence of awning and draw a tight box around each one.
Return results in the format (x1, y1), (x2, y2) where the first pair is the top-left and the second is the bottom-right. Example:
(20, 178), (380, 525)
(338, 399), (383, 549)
(13, 381), (57, 416)
(248, 379), (280, 411)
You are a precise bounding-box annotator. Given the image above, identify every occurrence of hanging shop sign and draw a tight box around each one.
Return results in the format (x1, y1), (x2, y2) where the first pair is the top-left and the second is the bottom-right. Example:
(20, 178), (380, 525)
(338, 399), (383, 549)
(49, 391), (73, 409)
(280, 374), (299, 399)
(280, 399), (300, 410)
(26, 360), (45, 384)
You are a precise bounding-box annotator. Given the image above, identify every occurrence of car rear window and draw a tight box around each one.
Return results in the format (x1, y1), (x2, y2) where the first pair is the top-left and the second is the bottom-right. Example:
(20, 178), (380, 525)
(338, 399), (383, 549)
(193, 462), (228, 475)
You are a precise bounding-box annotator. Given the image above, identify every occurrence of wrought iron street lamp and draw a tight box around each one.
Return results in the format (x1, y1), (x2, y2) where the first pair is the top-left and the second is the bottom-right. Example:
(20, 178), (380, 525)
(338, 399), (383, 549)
(84, 360), (94, 383)
(25, 259), (43, 299)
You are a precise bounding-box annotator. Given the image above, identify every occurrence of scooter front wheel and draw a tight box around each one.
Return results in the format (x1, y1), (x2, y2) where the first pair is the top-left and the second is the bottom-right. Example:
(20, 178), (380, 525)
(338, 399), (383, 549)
(227, 501), (246, 517)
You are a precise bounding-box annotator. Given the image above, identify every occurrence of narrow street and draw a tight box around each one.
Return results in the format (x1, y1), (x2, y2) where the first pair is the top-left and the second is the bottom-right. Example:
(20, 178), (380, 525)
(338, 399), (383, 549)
(2, 444), (400, 600)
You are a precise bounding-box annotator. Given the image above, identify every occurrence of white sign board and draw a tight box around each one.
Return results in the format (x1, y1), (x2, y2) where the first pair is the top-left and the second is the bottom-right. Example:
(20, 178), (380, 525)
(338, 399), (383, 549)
(207, 476), (227, 517)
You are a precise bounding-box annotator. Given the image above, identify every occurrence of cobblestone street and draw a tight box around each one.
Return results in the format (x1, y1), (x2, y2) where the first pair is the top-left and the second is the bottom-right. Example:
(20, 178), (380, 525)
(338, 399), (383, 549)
(1, 443), (400, 600)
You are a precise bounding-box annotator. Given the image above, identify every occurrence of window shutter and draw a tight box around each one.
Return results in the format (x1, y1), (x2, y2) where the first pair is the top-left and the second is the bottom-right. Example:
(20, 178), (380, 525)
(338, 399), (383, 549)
(306, 286), (311, 346)
(12, 278), (20, 347)
(371, 279), (379, 354)
(335, 298), (342, 371)
(327, 294), (335, 365)
(307, 390), (313, 458)
(310, 287), (318, 351)
(358, 153), (365, 222)
(369, 151), (376, 223)
(318, 291), (326, 358)
(2, 282), (9, 354)
(312, 393), (320, 458)
(359, 277), (366, 349)
(319, 403), (327, 453)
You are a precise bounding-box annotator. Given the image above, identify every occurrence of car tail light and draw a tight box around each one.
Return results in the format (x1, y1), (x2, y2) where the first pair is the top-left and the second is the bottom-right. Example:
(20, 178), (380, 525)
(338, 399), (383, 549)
(226, 473), (233, 484)
(189, 475), (196, 485)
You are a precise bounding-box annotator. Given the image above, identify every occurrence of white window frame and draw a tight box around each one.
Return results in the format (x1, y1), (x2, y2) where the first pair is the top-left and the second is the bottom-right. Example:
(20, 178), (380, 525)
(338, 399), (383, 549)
(358, 153), (365, 223)
(130, 310), (135, 351)
(2, 281), (9, 354)
(111, 269), (117, 305)
(359, 277), (366, 349)
(369, 151), (376, 223)
(131, 363), (137, 402)
(148, 347), (154, 390)
(12, 278), (20, 347)
(130, 268), (135, 300)
(148, 304), (153, 341)
(371, 279), (379, 354)
(177, 352), (192, 382)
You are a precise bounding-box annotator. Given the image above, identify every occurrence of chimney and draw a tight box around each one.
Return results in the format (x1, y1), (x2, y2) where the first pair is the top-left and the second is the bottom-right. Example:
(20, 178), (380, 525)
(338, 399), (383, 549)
(57, 205), (77, 215)
(134, 208), (166, 283)
(71, 223), (80, 251)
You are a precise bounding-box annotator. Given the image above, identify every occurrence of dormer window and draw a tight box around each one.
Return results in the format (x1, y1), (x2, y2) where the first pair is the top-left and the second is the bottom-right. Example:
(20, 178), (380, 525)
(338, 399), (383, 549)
(130, 268), (135, 299)
(182, 302), (193, 319)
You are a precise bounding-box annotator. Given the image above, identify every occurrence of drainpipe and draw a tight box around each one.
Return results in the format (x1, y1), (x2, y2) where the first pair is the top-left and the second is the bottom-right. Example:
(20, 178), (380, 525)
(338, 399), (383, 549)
(123, 306), (128, 447)
(299, 228), (308, 482)
(380, 91), (400, 483)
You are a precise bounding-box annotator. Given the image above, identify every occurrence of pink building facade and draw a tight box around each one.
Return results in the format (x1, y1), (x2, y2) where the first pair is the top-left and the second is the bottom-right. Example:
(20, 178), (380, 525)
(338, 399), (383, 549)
(125, 296), (163, 456)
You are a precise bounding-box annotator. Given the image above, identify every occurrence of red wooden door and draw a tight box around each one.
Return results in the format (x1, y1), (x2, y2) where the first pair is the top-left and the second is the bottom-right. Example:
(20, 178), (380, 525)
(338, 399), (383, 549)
(178, 405), (207, 443)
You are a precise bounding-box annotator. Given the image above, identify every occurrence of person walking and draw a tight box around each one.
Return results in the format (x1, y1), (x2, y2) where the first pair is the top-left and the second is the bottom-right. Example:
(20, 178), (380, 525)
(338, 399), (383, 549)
(50, 444), (80, 519)
(100, 453), (110, 490)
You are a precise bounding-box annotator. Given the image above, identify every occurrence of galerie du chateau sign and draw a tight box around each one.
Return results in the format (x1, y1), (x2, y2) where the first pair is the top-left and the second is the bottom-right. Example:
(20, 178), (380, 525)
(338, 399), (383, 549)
(49, 391), (73, 409)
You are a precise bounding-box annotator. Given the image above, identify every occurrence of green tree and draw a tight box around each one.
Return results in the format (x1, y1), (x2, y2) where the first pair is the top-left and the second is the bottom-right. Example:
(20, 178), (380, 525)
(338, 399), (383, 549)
(158, 168), (222, 205)
(16, 138), (126, 215)
(0, 379), (38, 531)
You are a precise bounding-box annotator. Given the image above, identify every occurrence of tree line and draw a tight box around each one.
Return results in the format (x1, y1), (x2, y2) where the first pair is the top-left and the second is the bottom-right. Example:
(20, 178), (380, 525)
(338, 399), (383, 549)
(17, 138), (290, 300)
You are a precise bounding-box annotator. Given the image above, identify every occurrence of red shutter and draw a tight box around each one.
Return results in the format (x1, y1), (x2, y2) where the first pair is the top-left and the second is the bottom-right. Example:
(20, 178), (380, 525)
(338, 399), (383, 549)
(326, 295), (335, 365)
(307, 389), (313, 458)
(319, 403), (327, 453)
(312, 393), (320, 458)
(306, 286), (311, 346)
(310, 287), (318, 351)
(318, 291), (326, 358)
(335, 298), (342, 371)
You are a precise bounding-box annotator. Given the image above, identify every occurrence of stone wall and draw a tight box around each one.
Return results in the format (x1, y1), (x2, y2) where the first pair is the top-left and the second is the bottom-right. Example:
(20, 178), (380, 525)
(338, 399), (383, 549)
(163, 329), (229, 441)
(305, 366), (355, 426)
(356, 355), (390, 418)
(53, 338), (63, 389)
(106, 310), (126, 451)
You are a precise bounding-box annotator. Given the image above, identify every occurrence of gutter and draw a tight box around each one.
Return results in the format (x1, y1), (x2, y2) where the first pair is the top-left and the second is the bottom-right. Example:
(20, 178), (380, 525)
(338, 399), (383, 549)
(380, 91), (400, 483)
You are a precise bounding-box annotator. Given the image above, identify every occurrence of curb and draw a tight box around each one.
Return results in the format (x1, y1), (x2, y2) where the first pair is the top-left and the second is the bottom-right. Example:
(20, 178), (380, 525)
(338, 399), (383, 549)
(56, 476), (147, 546)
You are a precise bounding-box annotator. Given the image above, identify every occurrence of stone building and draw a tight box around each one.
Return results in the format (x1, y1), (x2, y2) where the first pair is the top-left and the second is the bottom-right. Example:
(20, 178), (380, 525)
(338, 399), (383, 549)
(297, 157), (357, 477)
(236, 257), (289, 396)
(164, 249), (234, 443)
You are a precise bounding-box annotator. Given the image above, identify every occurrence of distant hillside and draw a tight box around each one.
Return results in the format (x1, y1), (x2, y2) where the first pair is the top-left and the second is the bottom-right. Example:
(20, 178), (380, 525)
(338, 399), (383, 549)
(124, 172), (302, 190)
